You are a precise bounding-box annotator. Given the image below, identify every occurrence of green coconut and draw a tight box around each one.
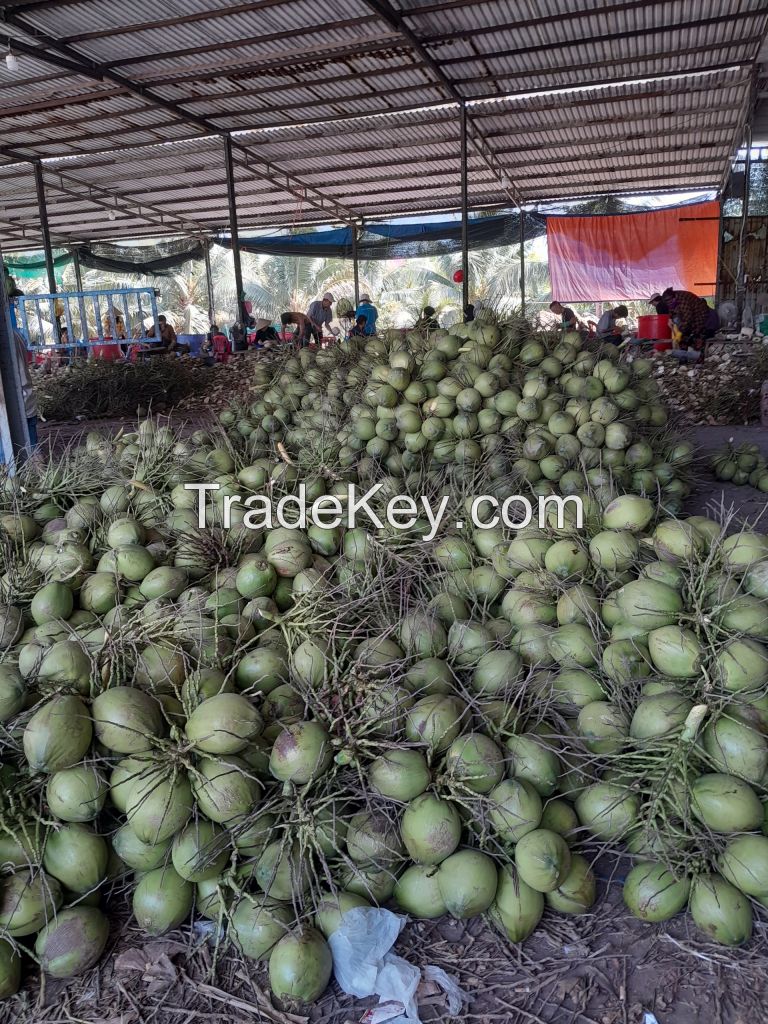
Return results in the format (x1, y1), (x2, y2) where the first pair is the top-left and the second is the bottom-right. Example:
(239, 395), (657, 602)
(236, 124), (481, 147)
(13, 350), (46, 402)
(255, 840), (309, 901)
(125, 768), (193, 844)
(191, 756), (262, 823)
(269, 721), (332, 783)
(401, 793), (461, 865)
(35, 906), (109, 978)
(37, 639), (92, 693)
(0, 938), (20, 998)
(346, 811), (404, 867)
(369, 749), (431, 801)
(489, 863), (543, 942)
(437, 849), (498, 919)
(545, 853), (596, 915)
(23, 695), (92, 773)
(404, 694), (466, 753)
(268, 928), (332, 1004)
(689, 873), (752, 946)
(314, 891), (371, 938)
(0, 664), (26, 722)
(629, 693), (693, 740)
(91, 686), (163, 754)
(514, 829), (571, 893)
(185, 693), (263, 754)
(690, 773), (763, 832)
(230, 898), (292, 959)
(445, 732), (504, 793)
(30, 581), (74, 625)
(42, 823), (109, 894)
(112, 823), (172, 871)
(46, 765), (107, 822)
(171, 820), (230, 882)
(718, 834), (768, 896)
(394, 865), (446, 918)
(647, 626), (702, 678)
(0, 869), (63, 936)
(623, 862), (690, 922)
(505, 733), (560, 797)
(575, 783), (639, 840)
(702, 715), (768, 784)
(132, 866), (194, 936)
(576, 701), (629, 754)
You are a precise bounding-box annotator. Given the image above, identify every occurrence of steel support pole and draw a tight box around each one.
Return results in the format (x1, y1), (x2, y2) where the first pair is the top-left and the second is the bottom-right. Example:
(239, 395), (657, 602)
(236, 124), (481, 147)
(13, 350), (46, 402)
(459, 101), (470, 312)
(735, 135), (752, 325)
(33, 163), (57, 294)
(0, 244), (33, 464)
(714, 197), (725, 307)
(204, 243), (215, 323)
(351, 223), (360, 308)
(223, 135), (246, 325)
(519, 207), (526, 317)
(71, 247), (83, 292)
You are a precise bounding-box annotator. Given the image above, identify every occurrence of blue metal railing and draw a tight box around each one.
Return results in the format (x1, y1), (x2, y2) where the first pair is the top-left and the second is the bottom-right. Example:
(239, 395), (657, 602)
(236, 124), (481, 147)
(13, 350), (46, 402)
(15, 286), (162, 352)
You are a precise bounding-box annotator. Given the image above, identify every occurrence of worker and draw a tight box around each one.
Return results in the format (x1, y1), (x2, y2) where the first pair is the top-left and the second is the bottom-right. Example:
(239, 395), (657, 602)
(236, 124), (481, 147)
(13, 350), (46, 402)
(415, 305), (439, 331)
(666, 290), (714, 350)
(464, 304), (475, 323)
(595, 304), (629, 343)
(306, 292), (336, 344)
(280, 311), (313, 346)
(549, 301), (579, 333)
(349, 314), (368, 338)
(648, 292), (671, 315)
(252, 318), (279, 348)
(12, 327), (38, 449)
(354, 293), (378, 336)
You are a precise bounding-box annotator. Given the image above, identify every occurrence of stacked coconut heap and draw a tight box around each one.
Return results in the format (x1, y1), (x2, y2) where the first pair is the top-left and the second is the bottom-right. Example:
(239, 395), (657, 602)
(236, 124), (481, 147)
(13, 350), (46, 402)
(711, 441), (768, 490)
(219, 317), (692, 513)
(0, 321), (766, 1008)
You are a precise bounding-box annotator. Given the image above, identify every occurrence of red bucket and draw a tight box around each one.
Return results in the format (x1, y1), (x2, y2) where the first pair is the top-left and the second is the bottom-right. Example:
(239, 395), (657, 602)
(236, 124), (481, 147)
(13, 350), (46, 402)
(637, 314), (671, 340)
(91, 343), (122, 361)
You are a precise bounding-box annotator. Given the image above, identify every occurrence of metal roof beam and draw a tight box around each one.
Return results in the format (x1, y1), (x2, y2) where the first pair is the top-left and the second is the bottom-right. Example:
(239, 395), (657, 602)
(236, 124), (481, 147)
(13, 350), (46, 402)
(360, 0), (523, 207)
(60, 2), (372, 43)
(111, 16), (388, 69)
(422, 8), (765, 50)
(1, 15), (357, 222)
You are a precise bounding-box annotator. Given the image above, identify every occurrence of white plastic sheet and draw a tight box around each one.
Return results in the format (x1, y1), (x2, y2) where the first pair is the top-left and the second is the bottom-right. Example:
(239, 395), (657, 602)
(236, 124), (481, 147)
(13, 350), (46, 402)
(328, 907), (466, 1023)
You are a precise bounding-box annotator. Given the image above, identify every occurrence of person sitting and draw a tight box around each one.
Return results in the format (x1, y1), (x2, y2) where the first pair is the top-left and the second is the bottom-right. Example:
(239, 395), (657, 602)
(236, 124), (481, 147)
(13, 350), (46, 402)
(230, 320), (247, 352)
(354, 293), (378, 335)
(415, 305), (439, 331)
(349, 314), (368, 338)
(549, 301), (579, 333)
(252, 318), (279, 347)
(202, 324), (230, 364)
(596, 305), (629, 343)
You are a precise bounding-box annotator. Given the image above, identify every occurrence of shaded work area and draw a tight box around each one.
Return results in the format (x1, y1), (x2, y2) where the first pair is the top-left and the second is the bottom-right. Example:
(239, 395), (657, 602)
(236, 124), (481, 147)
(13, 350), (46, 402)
(0, 0), (767, 460)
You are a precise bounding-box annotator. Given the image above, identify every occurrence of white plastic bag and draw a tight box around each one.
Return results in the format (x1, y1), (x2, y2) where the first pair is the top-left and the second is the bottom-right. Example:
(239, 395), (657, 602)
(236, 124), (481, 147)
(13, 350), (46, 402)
(328, 907), (467, 1023)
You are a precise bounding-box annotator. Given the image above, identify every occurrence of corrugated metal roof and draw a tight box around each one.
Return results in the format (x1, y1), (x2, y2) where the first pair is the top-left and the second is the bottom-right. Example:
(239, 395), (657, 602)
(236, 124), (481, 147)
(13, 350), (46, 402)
(0, 0), (765, 247)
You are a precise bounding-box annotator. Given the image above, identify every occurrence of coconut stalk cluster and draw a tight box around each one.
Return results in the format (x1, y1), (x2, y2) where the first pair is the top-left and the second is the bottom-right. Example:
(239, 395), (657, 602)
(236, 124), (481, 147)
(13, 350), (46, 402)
(0, 315), (764, 1010)
(711, 441), (768, 490)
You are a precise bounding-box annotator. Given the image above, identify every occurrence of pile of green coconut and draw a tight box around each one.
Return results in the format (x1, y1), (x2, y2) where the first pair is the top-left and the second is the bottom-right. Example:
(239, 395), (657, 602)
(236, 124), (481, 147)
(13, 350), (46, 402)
(0, 315), (765, 1011)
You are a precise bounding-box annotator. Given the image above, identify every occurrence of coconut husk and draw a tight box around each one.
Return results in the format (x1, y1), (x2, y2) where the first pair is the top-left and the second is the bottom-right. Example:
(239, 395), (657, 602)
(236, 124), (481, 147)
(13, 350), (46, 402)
(652, 341), (768, 425)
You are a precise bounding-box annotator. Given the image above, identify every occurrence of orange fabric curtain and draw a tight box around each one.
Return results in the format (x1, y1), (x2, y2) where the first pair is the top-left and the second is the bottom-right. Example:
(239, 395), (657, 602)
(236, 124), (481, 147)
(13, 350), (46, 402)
(546, 200), (720, 302)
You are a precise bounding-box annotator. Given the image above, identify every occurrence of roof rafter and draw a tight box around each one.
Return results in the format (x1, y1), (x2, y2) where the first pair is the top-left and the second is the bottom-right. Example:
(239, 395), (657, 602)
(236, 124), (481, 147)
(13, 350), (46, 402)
(1, 14), (356, 222)
(360, 0), (523, 207)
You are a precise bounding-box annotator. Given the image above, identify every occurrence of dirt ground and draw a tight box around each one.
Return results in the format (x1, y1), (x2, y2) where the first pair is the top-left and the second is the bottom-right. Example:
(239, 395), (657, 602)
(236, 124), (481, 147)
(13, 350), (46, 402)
(13, 415), (768, 1024)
